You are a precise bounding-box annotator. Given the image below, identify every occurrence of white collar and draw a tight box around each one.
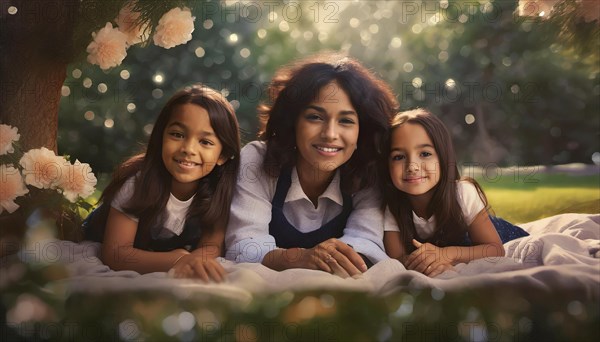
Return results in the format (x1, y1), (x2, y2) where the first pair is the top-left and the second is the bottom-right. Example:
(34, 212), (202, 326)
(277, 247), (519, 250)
(285, 167), (344, 206)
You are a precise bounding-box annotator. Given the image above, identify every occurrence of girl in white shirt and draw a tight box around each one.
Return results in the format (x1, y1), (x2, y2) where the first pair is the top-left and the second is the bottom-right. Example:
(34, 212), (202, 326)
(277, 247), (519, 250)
(382, 109), (528, 277)
(225, 53), (398, 277)
(83, 84), (240, 281)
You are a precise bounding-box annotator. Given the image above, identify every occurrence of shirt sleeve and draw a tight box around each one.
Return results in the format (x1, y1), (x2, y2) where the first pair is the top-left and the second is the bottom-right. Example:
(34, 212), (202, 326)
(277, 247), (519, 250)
(224, 142), (278, 263)
(338, 187), (390, 264)
(457, 181), (486, 225)
(383, 206), (400, 232)
(110, 177), (139, 222)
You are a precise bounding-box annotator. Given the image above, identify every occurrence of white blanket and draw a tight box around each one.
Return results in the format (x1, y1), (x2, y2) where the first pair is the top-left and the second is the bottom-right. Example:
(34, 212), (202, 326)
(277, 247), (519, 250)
(16, 213), (600, 301)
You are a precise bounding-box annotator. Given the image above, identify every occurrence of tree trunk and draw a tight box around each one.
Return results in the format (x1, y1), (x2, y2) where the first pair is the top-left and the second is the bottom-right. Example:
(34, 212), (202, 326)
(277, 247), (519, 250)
(0, 1), (80, 252)
(1, 0), (79, 152)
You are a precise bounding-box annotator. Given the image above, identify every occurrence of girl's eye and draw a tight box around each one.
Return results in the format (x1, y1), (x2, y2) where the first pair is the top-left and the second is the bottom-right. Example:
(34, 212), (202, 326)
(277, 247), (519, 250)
(391, 154), (405, 161)
(305, 113), (323, 121)
(200, 139), (215, 146)
(169, 132), (184, 139)
(420, 151), (433, 158)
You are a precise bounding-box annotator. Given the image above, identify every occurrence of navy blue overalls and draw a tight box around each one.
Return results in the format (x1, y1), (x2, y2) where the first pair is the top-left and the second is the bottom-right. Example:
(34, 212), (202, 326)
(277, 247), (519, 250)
(268, 167), (352, 249)
(464, 216), (529, 245)
(82, 204), (203, 252)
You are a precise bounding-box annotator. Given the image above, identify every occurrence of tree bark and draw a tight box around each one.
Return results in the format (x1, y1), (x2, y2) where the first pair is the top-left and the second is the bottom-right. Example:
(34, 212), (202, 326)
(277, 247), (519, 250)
(1, 0), (79, 152)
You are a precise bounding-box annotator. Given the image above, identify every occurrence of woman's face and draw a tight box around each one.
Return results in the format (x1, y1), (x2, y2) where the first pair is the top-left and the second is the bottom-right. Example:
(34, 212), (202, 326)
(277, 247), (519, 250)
(295, 81), (359, 179)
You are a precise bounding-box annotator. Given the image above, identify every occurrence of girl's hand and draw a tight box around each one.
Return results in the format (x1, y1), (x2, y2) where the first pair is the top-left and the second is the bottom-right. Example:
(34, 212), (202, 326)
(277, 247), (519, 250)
(404, 239), (454, 277)
(169, 254), (226, 283)
(303, 238), (367, 278)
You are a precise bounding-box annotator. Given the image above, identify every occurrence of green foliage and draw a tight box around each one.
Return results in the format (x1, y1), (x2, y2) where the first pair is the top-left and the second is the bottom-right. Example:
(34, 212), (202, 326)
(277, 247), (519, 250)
(328, 0), (599, 165)
(59, 0), (347, 173)
(57, 0), (599, 172)
(2, 267), (598, 341)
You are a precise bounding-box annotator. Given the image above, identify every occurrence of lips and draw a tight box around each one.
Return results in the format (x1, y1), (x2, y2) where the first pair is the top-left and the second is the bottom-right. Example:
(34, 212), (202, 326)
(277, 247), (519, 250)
(175, 159), (199, 169)
(403, 176), (426, 183)
(313, 145), (342, 153)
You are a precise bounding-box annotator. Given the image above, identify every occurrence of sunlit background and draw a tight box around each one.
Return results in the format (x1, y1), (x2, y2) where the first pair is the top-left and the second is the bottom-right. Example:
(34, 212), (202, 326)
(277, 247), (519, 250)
(56, 0), (599, 175)
(2, 1), (599, 340)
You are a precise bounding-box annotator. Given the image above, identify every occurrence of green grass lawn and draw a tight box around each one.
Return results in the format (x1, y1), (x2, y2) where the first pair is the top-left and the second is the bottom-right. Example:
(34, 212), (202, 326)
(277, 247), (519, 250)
(91, 172), (599, 224)
(477, 173), (599, 223)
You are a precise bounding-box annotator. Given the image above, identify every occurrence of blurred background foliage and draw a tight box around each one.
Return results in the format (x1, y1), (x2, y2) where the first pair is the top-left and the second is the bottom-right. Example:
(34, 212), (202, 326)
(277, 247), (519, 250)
(3, 1), (599, 340)
(57, 0), (599, 175)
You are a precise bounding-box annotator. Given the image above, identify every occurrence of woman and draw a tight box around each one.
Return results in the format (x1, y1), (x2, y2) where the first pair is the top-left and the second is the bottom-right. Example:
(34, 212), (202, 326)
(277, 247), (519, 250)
(225, 53), (398, 277)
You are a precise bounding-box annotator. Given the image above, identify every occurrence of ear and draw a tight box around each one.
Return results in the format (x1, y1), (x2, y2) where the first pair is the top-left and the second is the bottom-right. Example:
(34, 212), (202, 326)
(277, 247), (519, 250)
(216, 154), (229, 166)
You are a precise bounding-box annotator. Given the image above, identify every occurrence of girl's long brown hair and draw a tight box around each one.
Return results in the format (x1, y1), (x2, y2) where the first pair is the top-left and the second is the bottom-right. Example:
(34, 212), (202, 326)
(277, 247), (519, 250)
(258, 52), (398, 193)
(94, 84), (240, 249)
(381, 109), (489, 252)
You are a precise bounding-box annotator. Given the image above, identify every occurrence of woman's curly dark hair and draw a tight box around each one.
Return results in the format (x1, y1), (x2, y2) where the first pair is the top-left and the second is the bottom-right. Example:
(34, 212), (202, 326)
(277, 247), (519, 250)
(258, 52), (398, 193)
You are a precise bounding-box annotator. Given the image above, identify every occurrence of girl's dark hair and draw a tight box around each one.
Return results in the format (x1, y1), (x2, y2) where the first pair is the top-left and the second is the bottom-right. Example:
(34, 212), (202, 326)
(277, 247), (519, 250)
(258, 52), (398, 193)
(96, 84), (241, 248)
(382, 109), (489, 252)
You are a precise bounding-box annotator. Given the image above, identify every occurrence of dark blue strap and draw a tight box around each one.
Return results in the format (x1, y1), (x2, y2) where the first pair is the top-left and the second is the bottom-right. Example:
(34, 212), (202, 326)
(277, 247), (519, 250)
(268, 168), (352, 249)
(81, 204), (202, 251)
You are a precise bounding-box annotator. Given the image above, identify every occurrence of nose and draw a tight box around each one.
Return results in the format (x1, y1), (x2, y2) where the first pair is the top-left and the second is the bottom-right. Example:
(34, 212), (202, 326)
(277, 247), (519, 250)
(406, 158), (420, 172)
(180, 138), (198, 156)
(321, 120), (338, 141)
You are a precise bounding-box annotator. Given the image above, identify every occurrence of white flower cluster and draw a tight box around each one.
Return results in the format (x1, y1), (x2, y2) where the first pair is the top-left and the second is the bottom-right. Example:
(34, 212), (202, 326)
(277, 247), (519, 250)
(86, 1), (195, 70)
(0, 124), (97, 214)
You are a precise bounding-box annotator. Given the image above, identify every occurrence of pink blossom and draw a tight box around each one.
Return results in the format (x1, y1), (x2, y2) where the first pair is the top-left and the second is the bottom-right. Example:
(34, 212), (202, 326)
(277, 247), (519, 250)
(0, 124), (20, 156)
(86, 22), (129, 70)
(0, 164), (29, 214)
(19, 147), (66, 189)
(115, 1), (149, 46)
(57, 160), (97, 203)
(153, 7), (195, 49)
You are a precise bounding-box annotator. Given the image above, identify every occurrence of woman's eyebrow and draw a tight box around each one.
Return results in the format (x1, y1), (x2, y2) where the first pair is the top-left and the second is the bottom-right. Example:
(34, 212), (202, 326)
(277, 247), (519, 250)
(306, 105), (357, 116)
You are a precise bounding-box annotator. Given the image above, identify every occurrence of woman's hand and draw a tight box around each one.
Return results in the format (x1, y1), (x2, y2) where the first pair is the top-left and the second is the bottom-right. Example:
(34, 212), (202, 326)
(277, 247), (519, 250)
(404, 239), (454, 277)
(169, 254), (226, 282)
(303, 238), (368, 278)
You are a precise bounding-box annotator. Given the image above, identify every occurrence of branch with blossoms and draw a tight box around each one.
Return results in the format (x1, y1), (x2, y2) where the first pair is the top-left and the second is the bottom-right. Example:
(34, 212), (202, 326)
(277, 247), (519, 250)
(0, 124), (97, 240)
(86, 0), (196, 70)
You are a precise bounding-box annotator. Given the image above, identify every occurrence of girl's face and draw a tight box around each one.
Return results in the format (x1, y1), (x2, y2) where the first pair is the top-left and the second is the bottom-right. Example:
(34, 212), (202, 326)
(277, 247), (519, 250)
(389, 123), (440, 198)
(162, 103), (226, 199)
(295, 81), (359, 179)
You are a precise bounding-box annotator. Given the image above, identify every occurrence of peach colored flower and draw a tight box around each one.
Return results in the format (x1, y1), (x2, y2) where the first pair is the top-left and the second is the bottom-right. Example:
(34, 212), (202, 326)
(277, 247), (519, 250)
(153, 7), (195, 49)
(57, 160), (97, 203)
(19, 147), (66, 189)
(518, 0), (558, 17)
(0, 124), (20, 155)
(86, 22), (129, 70)
(0, 164), (29, 214)
(115, 1), (149, 46)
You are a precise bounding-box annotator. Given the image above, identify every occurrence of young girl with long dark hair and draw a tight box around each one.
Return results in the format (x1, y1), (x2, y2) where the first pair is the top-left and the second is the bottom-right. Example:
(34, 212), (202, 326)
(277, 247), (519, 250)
(383, 109), (528, 277)
(84, 84), (240, 282)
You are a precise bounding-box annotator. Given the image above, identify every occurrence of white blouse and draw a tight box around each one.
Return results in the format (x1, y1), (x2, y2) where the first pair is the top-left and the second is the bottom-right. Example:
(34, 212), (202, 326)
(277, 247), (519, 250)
(225, 141), (389, 264)
(112, 176), (195, 239)
(383, 181), (485, 239)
